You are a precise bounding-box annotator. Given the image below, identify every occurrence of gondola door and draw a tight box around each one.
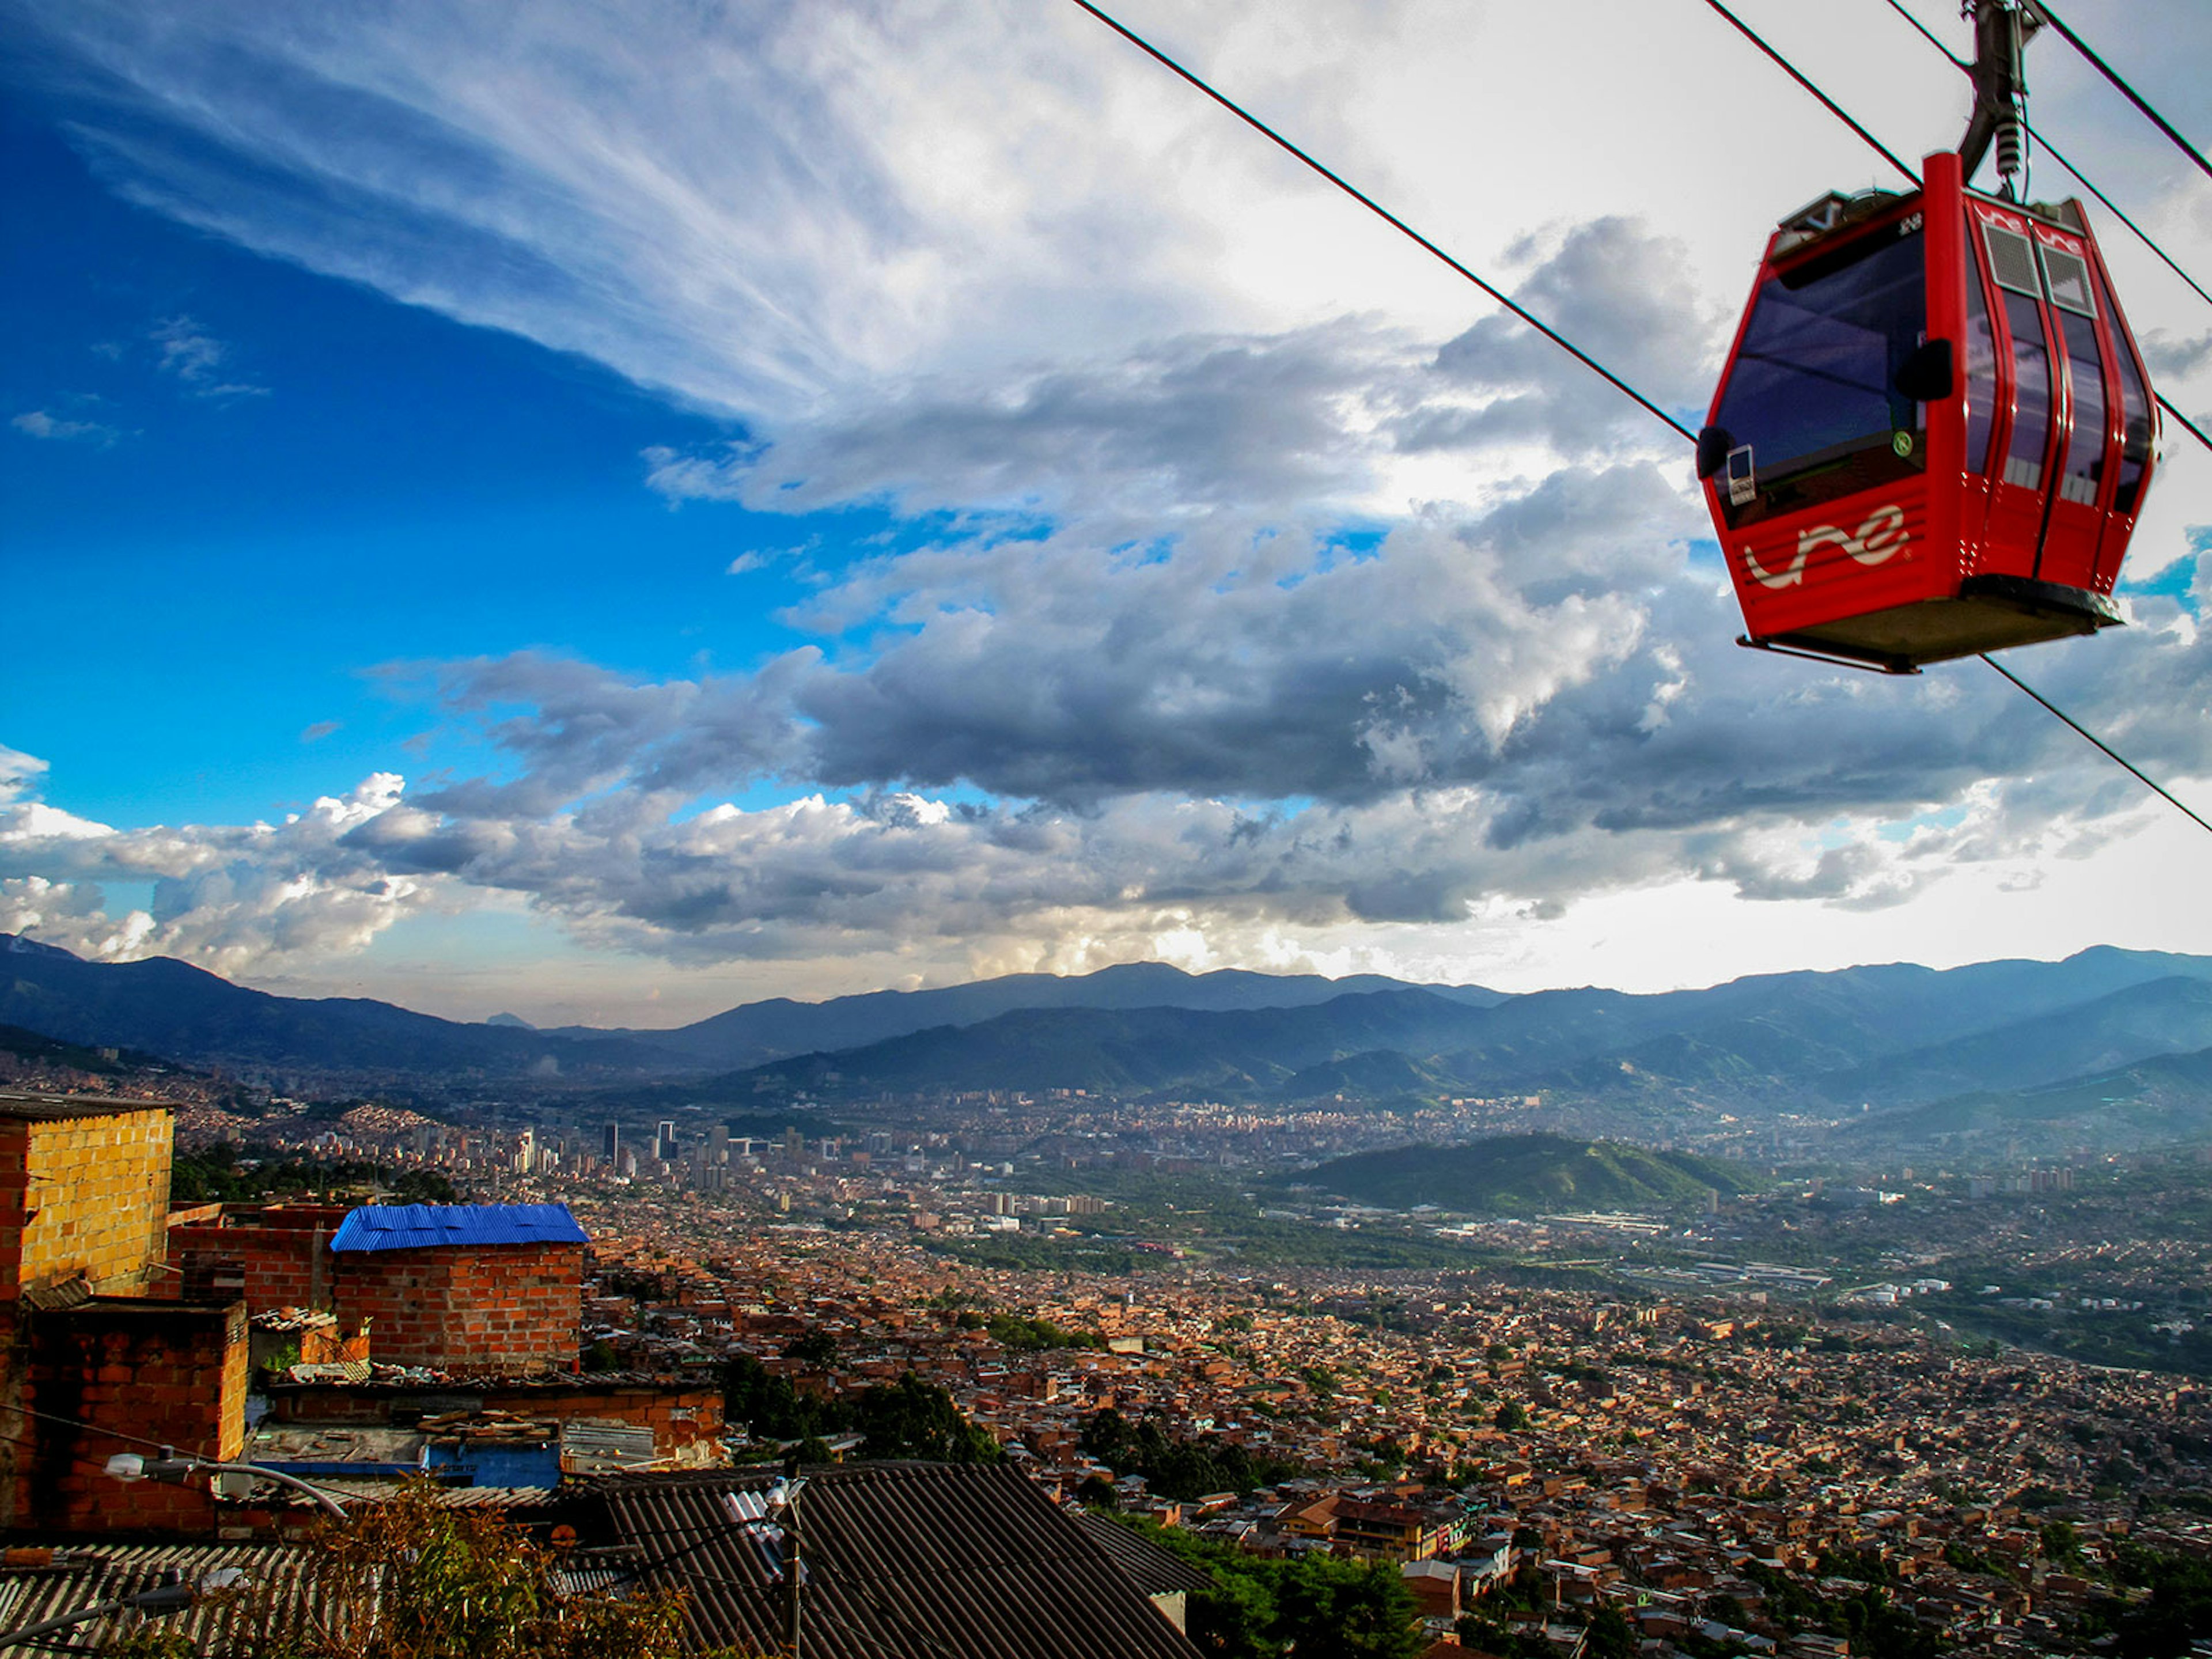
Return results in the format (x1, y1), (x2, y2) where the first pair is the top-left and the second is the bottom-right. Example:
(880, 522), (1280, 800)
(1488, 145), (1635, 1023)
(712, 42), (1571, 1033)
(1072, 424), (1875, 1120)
(1972, 201), (2062, 587)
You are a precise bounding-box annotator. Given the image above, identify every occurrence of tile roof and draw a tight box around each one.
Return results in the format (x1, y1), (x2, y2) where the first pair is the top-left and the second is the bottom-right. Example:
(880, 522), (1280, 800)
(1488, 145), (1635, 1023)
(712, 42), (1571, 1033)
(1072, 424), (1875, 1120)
(328, 1202), (589, 1253)
(586, 1464), (1202, 1658)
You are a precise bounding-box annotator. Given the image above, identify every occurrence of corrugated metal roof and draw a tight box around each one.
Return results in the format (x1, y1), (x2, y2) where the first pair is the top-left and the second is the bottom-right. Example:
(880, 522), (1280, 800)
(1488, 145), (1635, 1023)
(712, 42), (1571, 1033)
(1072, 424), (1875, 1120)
(0, 1543), (310, 1654)
(584, 1463), (1202, 1658)
(328, 1202), (589, 1253)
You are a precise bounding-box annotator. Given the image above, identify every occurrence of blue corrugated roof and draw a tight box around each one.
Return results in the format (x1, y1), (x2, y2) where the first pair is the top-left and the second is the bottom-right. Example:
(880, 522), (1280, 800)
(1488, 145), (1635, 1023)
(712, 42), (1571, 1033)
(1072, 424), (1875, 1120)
(328, 1202), (590, 1253)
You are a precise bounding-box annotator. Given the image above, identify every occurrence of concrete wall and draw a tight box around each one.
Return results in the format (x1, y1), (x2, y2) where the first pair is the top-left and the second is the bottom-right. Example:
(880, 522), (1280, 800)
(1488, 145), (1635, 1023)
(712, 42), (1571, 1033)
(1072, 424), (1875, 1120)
(1, 1105), (173, 1304)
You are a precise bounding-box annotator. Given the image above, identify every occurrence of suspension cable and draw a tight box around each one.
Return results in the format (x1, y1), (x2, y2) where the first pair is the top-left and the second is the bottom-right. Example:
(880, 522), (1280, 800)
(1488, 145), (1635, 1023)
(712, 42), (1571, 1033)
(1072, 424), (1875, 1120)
(1061, 0), (2212, 839)
(1874, 0), (2212, 314)
(2033, 0), (2212, 185)
(1696, 0), (1918, 184)
(1980, 654), (2212, 835)
(1061, 0), (1695, 442)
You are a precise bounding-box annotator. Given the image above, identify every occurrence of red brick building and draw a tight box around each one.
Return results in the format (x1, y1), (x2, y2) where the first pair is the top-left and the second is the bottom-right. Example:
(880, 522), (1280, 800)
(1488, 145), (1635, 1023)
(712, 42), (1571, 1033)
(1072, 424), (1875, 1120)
(166, 1203), (350, 1310)
(328, 1203), (588, 1374)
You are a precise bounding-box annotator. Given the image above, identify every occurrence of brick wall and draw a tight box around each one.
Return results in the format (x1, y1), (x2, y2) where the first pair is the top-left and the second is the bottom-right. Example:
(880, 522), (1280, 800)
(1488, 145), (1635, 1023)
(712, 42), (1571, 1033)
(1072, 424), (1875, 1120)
(3, 1298), (247, 1533)
(333, 1241), (584, 1373)
(165, 1205), (351, 1313)
(1, 1104), (173, 1304)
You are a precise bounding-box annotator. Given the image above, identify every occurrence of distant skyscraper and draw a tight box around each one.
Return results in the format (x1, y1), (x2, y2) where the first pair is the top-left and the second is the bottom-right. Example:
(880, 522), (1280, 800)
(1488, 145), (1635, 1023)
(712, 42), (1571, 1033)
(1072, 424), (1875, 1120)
(656, 1120), (677, 1162)
(603, 1122), (620, 1162)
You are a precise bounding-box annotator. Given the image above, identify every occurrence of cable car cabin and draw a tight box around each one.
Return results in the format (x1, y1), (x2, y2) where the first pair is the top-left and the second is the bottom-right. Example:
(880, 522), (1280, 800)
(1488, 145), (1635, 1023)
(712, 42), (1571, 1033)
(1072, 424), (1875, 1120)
(1698, 149), (2159, 673)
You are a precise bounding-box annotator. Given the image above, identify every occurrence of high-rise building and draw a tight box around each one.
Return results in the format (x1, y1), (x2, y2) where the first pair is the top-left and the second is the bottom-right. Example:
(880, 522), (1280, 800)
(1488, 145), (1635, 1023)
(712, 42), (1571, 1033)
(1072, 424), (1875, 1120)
(603, 1122), (620, 1162)
(655, 1120), (677, 1162)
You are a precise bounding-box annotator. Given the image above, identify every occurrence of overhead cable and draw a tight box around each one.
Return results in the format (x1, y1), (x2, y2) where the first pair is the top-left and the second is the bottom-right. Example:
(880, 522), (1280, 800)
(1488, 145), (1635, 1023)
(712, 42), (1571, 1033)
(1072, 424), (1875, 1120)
(2033, 0), (2212, 185)
(1060, 0), (2212, 840)
(1060, 0), (1695, 442)
(1979, 654), (2212, 836)
(1696, 0), (1919, 184)
(1874, 0), (2212, 316)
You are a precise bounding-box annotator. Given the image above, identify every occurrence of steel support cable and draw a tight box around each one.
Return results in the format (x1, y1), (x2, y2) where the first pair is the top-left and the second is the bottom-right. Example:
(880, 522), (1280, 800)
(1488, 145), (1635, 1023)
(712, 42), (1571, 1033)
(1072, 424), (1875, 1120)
(2033, 0), (2212, 186)
(1061, 0), (2212, 838)
(1980, 654), (2212, 834)
(1879, 0), (2212, 310)
(1061, 0), (1696, 442)
(1695, 0), (1919, 184)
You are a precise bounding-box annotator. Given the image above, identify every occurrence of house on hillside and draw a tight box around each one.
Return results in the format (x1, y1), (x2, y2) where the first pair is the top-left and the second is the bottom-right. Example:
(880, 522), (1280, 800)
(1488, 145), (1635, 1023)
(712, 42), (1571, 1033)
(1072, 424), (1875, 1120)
(326, 1202), (587, 1373)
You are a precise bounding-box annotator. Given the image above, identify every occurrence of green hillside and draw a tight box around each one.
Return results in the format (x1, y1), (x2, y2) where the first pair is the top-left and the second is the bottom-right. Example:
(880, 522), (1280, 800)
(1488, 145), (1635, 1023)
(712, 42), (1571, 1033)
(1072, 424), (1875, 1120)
(1298, 1132), (1753, 1214)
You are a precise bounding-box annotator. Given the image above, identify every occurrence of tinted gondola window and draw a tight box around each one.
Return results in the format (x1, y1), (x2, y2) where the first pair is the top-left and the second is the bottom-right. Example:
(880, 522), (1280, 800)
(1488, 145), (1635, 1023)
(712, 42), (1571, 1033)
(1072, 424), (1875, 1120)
(1713, 225), (1926, 528)
(1998, 291), (2052, 491)
(2090, 261), (2155, 516)
(2055, 311), (2107, 507)
(1963, 251), (1998, 476)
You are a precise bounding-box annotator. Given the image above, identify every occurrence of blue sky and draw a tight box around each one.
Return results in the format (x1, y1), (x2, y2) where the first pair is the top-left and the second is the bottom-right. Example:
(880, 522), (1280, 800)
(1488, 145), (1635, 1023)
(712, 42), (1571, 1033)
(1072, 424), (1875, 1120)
(2, 0), (2208, 1025)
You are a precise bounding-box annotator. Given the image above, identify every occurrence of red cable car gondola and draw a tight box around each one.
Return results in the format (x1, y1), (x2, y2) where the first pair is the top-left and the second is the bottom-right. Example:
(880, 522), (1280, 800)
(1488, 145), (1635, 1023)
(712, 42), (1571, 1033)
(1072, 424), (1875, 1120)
(1697, 5), (2161, 673)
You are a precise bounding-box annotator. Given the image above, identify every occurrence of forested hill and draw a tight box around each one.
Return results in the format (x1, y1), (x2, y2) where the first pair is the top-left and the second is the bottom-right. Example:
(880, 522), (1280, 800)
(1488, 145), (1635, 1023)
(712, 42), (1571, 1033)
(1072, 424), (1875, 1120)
(1297, 1133), (1753, 1214)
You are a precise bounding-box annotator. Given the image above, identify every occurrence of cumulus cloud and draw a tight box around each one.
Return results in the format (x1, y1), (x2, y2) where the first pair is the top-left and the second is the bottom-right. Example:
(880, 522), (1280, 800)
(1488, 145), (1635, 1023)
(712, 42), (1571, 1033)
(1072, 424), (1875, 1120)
(7, 0), (2208, 995)
(0, 774), (435, 974)
(0, 747), (50, 807)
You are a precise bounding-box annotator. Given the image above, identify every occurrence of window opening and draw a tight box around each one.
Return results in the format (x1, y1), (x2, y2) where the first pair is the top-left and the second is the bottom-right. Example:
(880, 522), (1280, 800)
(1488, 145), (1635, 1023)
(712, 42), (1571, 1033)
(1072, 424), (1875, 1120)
(2089, 262), (2154, 517)
(1712, 225), (1928, 528)
(1998, 290), (2052, 491)
(2055, 311), (2107, 507)
(1964, 239), (1999, 477)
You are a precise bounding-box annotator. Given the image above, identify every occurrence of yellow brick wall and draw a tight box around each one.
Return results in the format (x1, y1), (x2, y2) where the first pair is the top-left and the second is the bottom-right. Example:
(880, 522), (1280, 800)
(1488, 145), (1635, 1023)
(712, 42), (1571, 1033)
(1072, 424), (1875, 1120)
(12, 1110), (173, 1298)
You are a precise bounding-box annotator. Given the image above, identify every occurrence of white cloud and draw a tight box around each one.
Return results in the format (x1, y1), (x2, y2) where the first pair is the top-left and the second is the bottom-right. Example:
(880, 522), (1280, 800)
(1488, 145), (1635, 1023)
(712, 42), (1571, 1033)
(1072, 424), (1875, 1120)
(149, 316), (268, 399)
(4, 0), (2208, 1006)
(10, 410), (120, 445)
(0, 747), (50, 807)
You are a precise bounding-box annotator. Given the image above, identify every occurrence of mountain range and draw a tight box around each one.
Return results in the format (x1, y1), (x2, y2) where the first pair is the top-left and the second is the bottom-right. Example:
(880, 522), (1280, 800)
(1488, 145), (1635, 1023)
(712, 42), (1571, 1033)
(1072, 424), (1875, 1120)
(9, 933), (2212, 1142)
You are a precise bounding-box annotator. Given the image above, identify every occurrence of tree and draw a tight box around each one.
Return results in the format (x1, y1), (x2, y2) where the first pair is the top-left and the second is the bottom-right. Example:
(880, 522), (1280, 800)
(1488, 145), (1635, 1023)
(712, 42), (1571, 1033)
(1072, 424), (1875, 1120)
(1105, 1519), (1419, 1659)
(851, 1373), (1002, 1463)
(1270, 1554), (1423, 1659)
(1493, 1399), (1529, 1431)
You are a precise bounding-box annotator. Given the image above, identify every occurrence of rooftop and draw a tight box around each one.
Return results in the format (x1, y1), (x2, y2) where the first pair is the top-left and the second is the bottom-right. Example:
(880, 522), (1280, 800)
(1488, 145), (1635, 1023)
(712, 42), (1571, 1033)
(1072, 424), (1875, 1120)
(328, 1202), (589, 1253)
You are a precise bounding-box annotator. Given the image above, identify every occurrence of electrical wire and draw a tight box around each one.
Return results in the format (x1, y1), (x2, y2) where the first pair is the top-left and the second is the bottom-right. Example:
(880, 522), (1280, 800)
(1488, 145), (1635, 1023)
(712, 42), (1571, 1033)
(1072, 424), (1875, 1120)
(6, 1402), (218, 1462)
(2033, 0), (2212, 186)
(1060, 0), (1695, 442)
(1060, 0), (2212, 840)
